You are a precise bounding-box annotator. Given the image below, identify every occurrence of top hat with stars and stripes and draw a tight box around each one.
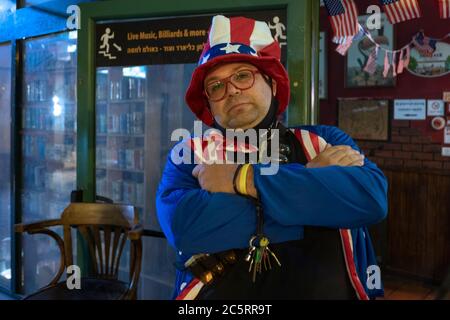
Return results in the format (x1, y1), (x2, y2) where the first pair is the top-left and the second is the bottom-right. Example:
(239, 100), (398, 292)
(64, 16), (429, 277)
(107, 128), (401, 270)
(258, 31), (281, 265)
(185, 15), (290, 126)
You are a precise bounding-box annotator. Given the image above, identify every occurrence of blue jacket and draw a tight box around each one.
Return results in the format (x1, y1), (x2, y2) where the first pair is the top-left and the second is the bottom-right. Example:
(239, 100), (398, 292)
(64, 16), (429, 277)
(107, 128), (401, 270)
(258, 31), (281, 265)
(156, 125), (388, 299)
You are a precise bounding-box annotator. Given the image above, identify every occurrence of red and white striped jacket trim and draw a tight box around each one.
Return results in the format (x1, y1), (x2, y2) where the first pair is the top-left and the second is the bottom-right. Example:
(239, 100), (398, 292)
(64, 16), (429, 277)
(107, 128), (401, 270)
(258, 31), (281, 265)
(294, 128), (369, 300)
(175, 278), (204, 300)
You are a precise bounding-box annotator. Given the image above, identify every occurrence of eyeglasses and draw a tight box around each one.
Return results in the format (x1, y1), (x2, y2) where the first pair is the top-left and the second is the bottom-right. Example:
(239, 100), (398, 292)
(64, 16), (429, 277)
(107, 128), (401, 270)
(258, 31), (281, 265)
(204, 69), (260, 102)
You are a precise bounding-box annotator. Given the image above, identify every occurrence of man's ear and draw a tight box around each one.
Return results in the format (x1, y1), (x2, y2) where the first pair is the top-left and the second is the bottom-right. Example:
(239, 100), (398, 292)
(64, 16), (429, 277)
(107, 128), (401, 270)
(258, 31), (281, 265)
(272, 79), (277, 96)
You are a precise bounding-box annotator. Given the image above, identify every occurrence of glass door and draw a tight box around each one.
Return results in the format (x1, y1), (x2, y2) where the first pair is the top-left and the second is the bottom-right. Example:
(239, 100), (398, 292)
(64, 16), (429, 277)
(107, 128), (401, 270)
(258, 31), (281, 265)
(95, 63), (197, 298)
(20, 31), (77, 294)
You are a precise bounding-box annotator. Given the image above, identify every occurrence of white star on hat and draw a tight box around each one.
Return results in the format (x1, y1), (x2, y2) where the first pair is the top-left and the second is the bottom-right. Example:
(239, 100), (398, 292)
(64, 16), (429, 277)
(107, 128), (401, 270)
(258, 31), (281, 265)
(220, 43), (241, 54)
(200, 53), (210, 65)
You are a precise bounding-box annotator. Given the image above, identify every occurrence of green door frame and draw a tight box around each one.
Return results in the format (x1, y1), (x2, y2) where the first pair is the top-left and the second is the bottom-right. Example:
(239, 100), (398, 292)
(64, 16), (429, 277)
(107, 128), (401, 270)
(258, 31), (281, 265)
(76, 0), (319, 273)
(77, 0), (320, 202)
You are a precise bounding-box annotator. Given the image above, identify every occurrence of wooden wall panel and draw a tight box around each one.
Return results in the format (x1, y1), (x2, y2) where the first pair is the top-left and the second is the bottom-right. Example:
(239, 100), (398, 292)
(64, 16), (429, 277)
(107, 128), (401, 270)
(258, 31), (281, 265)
(382, 170), (450, 282)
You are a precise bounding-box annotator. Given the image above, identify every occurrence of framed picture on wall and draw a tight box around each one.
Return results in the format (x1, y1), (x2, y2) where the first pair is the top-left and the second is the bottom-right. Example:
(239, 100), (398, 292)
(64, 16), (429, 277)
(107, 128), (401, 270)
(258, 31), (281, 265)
(319, 31), (327, 99)
(345, 13), (395, 88)
(338, 98), (390, 141)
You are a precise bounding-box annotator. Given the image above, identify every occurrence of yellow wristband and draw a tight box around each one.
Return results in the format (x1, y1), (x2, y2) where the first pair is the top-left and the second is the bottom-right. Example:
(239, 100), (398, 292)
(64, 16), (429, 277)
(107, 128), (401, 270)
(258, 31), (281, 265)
(239, 164), (251, 195)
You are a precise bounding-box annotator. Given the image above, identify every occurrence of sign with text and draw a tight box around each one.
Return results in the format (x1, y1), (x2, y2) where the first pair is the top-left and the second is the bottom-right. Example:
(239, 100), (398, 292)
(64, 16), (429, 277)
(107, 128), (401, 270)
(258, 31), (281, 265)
(96, 11), (287, 67)
(427, 100), (445, 116)
(442, 147), (450, 157)
(394, 99), (426, 120)
(445, 127), (450, 144)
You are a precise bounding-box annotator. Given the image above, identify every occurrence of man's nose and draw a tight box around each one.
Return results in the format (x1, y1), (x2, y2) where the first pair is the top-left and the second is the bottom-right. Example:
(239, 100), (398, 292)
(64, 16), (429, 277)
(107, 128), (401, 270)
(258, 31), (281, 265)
(226, 81), (241, 96)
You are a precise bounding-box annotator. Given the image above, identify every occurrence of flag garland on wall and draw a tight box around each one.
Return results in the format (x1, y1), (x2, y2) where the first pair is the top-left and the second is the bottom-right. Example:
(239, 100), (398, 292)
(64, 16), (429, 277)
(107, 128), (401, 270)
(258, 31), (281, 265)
(323, 0), (450, 78)
(325, 0), (450, 35)
(344, 27), (449, 78)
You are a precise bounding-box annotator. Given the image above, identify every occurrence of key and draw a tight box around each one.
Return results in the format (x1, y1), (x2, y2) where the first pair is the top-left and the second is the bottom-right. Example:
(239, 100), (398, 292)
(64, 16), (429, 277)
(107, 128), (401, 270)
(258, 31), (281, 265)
(258, 237), (270, 272)
(265, 250), (272, 270)
(247, 235), (281, 282)
(252, 247), (262, 282)
(266, 246), (281, 267)
(245, 246), (256, 262)
(246, 236), (257, 272)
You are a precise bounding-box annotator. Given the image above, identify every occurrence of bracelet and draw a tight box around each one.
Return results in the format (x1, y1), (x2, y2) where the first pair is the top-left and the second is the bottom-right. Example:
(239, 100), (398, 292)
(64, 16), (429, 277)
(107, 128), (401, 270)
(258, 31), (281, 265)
(233, 164), (244, 195)
(238, 164), (251, 196)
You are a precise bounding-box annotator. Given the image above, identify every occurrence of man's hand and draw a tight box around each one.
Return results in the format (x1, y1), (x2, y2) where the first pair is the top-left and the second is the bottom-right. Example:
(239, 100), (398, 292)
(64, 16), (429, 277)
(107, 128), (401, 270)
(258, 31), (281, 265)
(192, 164), (239, 194)
(306, 144), (364, 168)
(192, 164), (258, 197)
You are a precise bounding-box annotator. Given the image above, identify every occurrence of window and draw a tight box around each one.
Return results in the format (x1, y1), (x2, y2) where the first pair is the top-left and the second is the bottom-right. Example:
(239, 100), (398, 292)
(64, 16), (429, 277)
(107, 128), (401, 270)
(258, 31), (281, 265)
(20, 32), (77, 294)
(0, 43), (12, 291)
(0, 0), (15, 15)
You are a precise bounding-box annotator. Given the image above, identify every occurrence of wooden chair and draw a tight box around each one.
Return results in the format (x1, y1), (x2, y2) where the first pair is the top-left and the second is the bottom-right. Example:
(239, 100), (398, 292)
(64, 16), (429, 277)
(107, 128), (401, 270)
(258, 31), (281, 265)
(15, 202), (143, 300)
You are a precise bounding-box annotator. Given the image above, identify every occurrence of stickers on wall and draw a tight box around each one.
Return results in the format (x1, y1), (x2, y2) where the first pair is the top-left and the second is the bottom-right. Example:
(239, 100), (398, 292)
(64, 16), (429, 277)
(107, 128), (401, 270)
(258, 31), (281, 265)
(443, 92), (450, 103)
(427, 100), (445, 116)
(445, 127), (450, 144)
(442, 147), (450, 157)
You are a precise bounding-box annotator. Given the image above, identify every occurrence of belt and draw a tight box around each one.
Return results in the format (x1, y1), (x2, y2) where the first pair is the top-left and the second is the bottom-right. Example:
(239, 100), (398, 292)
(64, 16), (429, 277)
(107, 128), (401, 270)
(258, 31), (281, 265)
(184, 250), (238, 285)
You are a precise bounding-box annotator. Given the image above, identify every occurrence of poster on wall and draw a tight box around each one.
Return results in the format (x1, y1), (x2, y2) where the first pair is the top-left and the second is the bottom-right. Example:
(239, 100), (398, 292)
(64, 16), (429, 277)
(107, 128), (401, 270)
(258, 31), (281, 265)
(346, 14), (395, 88)
(444, 92), (450, 102)
(319, 32), (327, 99)
(445, 127), (450, 144)
(394, 99), (426, 120)
(338, 99), (389, 141)
(96, 10), (287, 67)
(407, 41), (450, 78)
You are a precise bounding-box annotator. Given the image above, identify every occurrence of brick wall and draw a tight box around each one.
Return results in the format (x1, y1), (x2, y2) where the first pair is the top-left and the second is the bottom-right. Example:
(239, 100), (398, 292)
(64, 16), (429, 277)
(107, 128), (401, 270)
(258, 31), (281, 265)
(357, 121), (450, 173)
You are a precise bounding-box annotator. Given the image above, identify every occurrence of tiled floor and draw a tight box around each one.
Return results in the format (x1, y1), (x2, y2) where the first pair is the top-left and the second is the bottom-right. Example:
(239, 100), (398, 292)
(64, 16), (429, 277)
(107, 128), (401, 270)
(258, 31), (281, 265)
(379, 273), (445, 300)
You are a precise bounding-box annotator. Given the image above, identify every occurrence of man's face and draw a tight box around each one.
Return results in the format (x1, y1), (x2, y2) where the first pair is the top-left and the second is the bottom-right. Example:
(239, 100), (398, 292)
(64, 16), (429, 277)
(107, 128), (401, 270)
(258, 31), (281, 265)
(203, 62), (277, 129)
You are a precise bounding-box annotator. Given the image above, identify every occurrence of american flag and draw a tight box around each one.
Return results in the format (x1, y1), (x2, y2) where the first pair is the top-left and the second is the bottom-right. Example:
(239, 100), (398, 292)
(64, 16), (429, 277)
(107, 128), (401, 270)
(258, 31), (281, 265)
(380, 0), (422, 24)
(364, 47), (379, 75)
(324, 0), (359, 39)
(412, 32), (437, 57)
(438, 0), (450, 18)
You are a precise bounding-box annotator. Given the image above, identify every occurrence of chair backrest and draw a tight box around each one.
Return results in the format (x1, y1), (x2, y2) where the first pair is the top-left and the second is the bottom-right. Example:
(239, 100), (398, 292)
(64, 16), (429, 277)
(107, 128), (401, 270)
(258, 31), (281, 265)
(61, 203), (139, 280)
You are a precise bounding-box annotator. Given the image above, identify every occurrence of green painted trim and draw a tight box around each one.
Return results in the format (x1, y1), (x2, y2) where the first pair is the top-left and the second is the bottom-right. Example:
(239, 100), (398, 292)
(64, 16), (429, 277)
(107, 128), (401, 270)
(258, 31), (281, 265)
(285, 0), (312, 126)
(77, 15), (97, 275)
(77, 16), (96, 203)
(310, 0), (320, 125)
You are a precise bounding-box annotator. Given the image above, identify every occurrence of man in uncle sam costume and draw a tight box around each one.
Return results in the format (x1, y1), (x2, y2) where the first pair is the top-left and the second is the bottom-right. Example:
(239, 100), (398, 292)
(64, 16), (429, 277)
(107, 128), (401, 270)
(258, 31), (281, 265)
(156, 15), (387, 300)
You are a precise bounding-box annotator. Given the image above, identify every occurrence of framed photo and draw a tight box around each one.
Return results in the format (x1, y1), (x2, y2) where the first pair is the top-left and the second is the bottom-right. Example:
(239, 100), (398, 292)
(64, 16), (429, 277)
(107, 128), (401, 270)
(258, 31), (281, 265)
(338, 99), (390, 141)
(345, 13), (395, 88)
(407, 41), (450, 78)
(319, 31), (327, 99)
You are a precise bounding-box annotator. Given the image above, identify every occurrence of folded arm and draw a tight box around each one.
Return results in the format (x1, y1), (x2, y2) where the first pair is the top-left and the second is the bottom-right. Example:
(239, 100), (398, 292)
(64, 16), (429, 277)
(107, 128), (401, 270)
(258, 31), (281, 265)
(253, 126), (388, 228)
